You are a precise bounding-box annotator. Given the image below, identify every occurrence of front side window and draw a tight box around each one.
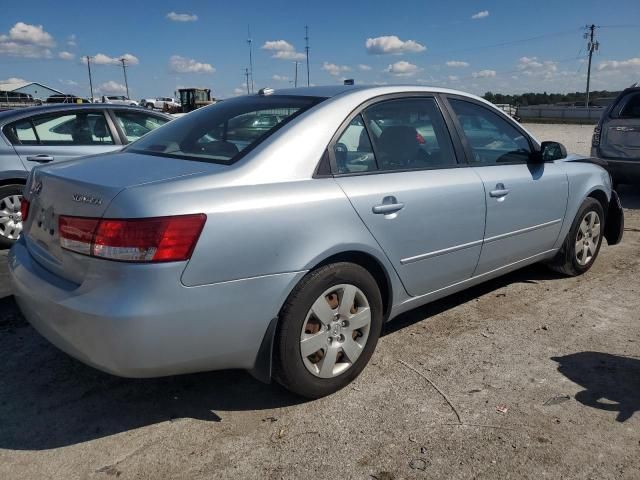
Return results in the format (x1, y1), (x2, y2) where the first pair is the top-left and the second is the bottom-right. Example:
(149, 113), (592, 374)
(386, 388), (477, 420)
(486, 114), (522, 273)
(129, 95), (323, 165)
(4, 112), (114, 146)
(113, 111), (170, 143)
(449, 99), (531, 165)
(362, 97), (457, 171)
(333, 115), (376, 173)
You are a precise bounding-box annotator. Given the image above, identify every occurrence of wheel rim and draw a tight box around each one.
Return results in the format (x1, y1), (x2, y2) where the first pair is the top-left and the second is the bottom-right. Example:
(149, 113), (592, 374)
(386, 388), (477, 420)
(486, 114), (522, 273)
(575, 210), (601, 266)
(0, 194), (23, 240)
(300, 284), (371, 379)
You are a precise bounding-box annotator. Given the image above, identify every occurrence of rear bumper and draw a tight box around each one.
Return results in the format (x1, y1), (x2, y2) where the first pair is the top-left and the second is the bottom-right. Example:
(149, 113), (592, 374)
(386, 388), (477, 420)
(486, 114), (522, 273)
(8, 238), (305, 378)
(603, 159), (640, 184)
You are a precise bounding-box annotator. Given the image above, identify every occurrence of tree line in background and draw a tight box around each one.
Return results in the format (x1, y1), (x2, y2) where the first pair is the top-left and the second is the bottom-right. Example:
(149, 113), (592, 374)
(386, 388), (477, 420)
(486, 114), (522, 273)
(482, 90), (620, 106)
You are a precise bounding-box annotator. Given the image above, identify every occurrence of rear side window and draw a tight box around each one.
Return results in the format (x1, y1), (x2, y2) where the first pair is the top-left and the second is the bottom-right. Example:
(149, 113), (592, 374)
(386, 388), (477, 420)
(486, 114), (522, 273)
(113, 111), (170, 143)
(362, 97), (457, 171)
(4, 112), (115, 146)
(129, 95), (324, 165)
(617, 93), (640, 119)
(449, 99), (531, 165)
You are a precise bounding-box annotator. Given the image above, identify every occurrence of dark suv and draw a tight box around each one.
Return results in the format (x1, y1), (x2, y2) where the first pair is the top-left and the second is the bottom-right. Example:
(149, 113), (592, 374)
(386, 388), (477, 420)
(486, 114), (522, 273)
(591, 86), (640, 185)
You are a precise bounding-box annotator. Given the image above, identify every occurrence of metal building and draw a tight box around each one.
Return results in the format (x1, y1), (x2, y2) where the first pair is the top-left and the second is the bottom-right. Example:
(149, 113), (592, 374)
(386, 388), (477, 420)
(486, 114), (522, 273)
(0, 80), (63, 101)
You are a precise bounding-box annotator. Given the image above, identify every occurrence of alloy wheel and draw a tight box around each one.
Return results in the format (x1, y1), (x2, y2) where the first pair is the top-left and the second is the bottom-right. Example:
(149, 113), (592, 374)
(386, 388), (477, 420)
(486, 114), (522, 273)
(300, 284), (371, 379)
(0, 194), (23, 240)
(575, 210), (601, 266)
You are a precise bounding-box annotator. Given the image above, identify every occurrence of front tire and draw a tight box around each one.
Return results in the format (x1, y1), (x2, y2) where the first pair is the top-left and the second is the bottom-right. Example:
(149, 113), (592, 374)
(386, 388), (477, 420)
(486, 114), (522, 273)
(274, 262), (383, 398)
(0, 184), (24, 248)
(548, 198), (604, 276)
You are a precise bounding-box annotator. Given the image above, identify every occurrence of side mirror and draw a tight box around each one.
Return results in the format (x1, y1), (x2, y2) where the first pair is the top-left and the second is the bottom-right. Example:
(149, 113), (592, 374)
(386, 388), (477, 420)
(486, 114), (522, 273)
(542, 141), (567, 161)
(533, 141), (567, 162)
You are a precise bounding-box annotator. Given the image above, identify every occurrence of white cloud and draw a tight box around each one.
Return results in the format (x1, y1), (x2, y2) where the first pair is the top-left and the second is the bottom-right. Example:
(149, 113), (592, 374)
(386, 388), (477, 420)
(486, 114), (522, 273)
(471, 10), (489, 20)
(272, 74), (290, 81)
(233, 87), (247, 96)
(366, 35), (426, 55)
(322, 62), (351, 76)
(0, 77), (27, 84)
(385, 60), (421, 77)
(92, 52), (139, 65)
(261, 40), (305, 61)
(67, 34), (76, 47)
(448, 75), (459, 81)
(358, 64), (372, 71)
(97, 80), (127, 94)
(472, 69), (496, 78)
(446, 60), (469, 68)
(58, 51), (74, 60)
(0, 22), (55, 58)
(597, 57), (640, 71)
(166, 12), (198, 22)
(59, 79), (78, 86)
(169, 55), (215, 73)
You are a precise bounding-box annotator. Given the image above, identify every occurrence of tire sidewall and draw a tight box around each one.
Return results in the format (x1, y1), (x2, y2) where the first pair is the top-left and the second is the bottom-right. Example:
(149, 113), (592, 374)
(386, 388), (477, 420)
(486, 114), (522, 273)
(566, 198), (605, 274)
(275, 263), (383, 398)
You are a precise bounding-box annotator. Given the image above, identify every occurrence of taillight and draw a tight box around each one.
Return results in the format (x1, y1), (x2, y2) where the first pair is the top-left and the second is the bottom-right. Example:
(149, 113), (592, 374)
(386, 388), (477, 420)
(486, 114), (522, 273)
(58, 214), (206, 262)
(416, 132), (426, 144)
(592, 125), (601, 147)
(20, 198), (30, 221)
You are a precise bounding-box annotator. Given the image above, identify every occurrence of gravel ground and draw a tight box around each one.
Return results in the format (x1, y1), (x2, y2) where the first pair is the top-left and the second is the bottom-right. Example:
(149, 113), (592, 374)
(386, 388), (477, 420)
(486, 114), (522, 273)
(0, 124), (638, 480)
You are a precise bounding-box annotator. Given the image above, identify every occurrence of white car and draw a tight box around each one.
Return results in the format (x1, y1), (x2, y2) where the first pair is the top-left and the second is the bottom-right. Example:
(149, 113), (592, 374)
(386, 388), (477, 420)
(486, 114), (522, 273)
(102, 95), (138, 106)
(142, 97), (180, 110)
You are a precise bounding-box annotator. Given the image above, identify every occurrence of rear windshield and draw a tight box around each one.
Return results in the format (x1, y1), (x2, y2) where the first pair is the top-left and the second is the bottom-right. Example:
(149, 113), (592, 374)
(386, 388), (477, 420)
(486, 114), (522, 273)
(128, 95), (324, 165)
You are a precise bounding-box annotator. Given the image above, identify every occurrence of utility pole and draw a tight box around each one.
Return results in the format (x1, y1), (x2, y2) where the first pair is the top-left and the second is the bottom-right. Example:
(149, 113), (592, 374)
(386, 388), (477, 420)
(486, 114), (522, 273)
(244, 68), (251, 94)
(294, 61), (299, 88)
(584, 24), (599, 109)
(119, 58), (130, 99)
(305, 25), (310, 87)
(84, 56), (94, 100)
(247, 25), (255, 93)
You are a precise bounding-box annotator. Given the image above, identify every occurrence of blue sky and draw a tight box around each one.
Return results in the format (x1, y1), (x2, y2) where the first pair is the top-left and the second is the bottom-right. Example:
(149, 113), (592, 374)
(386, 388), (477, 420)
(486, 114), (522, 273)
(1, 0), (639, 99)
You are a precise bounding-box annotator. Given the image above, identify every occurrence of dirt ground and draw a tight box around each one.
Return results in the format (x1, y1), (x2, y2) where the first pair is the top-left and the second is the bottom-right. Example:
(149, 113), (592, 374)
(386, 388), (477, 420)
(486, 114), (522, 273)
(0, 124), (638, 480)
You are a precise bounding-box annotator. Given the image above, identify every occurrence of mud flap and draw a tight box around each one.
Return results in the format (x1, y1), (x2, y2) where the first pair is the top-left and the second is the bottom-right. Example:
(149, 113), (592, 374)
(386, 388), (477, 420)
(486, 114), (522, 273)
(604, 190), (624, 246)
(248, 317), (278, 384)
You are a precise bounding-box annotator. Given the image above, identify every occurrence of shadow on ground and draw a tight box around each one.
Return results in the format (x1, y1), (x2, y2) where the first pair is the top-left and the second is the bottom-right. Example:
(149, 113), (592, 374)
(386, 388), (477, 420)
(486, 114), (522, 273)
(0, 262), (566, 451)
(617, 184), (640, 210)
(552, 352), (640, 422)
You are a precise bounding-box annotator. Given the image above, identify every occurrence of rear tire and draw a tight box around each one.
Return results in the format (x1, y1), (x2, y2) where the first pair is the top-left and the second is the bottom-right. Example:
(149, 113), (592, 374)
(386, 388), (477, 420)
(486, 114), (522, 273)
(274, 262), (383, 398)
(0, 184), (24, 248)
(548, 198), (604, 276)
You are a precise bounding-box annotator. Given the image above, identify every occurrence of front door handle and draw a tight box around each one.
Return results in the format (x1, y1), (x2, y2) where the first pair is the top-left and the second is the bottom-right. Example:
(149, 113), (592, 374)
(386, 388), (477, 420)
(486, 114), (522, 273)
(372, 196), (405, 215)
(26, 154), (54, 163)
(489, 183), (510, 198)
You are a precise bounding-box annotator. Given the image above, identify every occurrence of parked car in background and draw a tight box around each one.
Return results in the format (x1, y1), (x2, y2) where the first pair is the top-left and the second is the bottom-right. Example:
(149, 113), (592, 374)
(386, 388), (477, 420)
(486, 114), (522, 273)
(46, 94), (90, 104)
(0, 104), (171, 246)
(101, 95), (139, 106)
(592, 85), (640, 185)
(9, 86), (623, 398)
(142, 97), (180, 110)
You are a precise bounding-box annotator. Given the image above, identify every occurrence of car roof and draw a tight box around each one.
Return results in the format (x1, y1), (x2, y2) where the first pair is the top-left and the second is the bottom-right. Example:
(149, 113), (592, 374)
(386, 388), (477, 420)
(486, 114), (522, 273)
(0, 103), (172, 122)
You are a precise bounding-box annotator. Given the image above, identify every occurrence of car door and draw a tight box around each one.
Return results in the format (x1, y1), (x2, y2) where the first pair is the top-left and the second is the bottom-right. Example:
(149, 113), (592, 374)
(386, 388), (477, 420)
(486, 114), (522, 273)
(445, 96), (568, 275)
(332, 96), (486, 297)
(6, 109), (120, 170)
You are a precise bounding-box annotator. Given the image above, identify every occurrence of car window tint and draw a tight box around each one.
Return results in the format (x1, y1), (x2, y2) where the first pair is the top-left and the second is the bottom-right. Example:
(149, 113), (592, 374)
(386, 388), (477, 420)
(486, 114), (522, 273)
(3, 119), (38, 145)
(334, 115), (377, 174)
(449, 99), (531, 165)
(113, 111), (170, 142)
(619, 93), (640, 118)
(362, 97), (456, 171)
(31, 112), (115, 145)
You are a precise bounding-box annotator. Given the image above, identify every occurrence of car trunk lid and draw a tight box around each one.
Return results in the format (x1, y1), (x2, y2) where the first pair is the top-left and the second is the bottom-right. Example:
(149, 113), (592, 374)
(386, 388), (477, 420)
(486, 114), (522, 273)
(22, 152), (213, 284)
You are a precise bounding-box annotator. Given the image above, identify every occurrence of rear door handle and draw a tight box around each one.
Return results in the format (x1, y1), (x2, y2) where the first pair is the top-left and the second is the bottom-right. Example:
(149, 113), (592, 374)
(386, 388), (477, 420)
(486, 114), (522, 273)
(489, 183), (510, 198)
(26, 154), (54, 163)
(372, 196), (405, 215)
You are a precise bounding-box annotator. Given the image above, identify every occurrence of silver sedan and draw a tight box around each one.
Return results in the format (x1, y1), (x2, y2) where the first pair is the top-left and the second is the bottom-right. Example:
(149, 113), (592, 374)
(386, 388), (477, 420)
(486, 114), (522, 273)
(9, 85), (623, 398)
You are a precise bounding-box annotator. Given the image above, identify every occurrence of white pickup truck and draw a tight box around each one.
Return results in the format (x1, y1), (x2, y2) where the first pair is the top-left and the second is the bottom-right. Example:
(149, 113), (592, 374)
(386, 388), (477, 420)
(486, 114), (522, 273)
(142, 97), (180, 110)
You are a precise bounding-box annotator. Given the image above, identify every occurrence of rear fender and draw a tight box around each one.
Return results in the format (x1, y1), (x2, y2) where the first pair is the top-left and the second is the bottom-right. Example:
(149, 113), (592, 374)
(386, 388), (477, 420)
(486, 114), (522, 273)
(604, 190), (624, 246)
